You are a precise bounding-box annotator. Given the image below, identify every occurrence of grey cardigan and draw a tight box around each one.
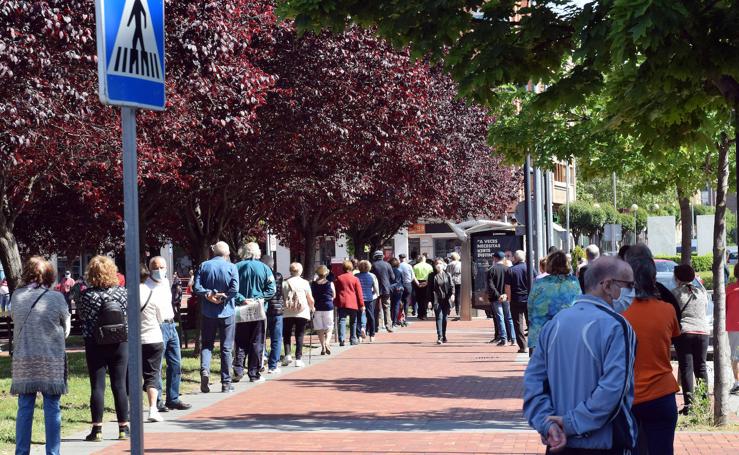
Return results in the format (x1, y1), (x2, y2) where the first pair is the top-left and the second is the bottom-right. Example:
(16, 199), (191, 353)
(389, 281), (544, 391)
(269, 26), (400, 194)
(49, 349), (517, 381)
(671, 283), (711, 334)
(11, 286), (70, 395)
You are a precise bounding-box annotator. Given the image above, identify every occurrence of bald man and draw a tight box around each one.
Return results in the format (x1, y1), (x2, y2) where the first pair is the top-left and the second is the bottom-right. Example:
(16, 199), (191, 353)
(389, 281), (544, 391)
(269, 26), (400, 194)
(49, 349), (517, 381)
(523, 257), (638, 454)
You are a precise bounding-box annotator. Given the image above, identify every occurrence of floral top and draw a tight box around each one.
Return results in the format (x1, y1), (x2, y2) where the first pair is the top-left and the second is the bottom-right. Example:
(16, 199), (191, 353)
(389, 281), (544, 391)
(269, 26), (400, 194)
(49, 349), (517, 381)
(78, 286), (128, 339)
(527, 274), (581, 348)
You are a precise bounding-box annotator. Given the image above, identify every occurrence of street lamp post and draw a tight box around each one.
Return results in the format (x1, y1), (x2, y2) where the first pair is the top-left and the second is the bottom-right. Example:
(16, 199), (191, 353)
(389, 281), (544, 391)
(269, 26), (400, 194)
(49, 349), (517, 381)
(630, 204), (639, 244)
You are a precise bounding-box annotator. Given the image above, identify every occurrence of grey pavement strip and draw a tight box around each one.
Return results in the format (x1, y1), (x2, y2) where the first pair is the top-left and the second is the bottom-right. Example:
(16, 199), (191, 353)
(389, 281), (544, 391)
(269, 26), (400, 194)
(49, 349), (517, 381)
(42, 341), (354, 455)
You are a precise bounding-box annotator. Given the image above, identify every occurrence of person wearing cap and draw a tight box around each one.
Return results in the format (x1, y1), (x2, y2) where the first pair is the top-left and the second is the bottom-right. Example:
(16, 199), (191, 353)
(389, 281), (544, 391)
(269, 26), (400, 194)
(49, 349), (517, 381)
(671, 264), (710, 414)
(371, 250), (395, 332)
(398, 254), (414, 324)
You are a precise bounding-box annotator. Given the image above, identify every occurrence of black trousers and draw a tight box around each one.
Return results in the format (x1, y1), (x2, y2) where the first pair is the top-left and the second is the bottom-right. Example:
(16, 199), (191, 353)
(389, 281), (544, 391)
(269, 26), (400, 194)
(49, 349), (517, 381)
(414, 282), (429, 319)
(511, 302), (528, 350)
(233, 320), (265, 380)
(84, 338), (129, 423)
(283, 317), (307, 360)
(674, 333), (709, 408)
(141, 342), (164, 391)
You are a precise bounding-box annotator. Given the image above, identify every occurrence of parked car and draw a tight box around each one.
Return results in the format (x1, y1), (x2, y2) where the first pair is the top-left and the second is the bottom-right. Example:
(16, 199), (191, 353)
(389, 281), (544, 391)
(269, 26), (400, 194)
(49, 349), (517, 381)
(654, 259), (713, 328)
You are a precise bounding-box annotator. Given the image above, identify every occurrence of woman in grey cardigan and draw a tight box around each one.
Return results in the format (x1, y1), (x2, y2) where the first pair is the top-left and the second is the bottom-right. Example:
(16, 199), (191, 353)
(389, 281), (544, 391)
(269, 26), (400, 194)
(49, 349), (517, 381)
(671, 264), (711, 415)
(11, 256), (70, 455)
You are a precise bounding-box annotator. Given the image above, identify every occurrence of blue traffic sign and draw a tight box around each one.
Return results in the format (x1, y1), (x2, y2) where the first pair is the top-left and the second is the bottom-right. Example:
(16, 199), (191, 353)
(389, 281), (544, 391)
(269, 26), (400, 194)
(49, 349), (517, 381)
(95, 0), (165, 110)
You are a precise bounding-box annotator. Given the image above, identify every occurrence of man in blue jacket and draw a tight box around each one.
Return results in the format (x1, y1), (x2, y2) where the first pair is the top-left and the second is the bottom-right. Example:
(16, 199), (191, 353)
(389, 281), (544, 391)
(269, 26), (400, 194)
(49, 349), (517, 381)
(232, 242), (276, 383)
(523, 257), (637, 454)
(194, 241), (239, 393)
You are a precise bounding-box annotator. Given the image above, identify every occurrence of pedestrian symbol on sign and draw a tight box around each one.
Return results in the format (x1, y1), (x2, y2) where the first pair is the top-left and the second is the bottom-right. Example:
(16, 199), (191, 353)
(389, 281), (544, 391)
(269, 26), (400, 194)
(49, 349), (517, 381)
(107, 0), (163, 82)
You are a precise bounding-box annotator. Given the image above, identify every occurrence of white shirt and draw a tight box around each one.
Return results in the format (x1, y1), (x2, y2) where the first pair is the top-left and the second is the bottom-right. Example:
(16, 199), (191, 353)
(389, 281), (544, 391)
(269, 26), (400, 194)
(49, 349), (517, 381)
(282, 276), (314, 320)
(398, 262), (414, 284)
(139, 277), (172, 344)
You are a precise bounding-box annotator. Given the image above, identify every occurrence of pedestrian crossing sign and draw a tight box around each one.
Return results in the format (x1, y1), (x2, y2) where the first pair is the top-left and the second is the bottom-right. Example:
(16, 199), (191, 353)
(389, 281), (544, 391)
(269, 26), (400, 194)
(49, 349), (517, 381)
(95, 0), (165, 110)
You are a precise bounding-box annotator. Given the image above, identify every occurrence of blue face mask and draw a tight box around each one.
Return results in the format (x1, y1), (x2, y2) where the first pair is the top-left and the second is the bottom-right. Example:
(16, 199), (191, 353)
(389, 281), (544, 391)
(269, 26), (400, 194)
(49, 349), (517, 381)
(151, 269), (166, 282)
(612, 287), (635, 313)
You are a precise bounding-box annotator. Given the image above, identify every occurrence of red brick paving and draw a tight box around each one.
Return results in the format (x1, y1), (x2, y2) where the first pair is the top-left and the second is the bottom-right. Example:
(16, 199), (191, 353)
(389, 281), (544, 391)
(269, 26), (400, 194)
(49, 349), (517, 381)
(96, 318), (739, 454)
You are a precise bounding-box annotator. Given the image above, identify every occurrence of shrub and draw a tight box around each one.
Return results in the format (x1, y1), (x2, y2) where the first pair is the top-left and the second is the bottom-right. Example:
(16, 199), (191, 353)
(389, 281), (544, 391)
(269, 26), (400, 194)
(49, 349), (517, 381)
(654, 254), (712, 272)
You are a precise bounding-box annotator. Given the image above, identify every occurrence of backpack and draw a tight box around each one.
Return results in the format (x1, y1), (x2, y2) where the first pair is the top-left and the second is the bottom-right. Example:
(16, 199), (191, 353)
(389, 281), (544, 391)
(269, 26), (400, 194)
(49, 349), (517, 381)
(94, 289), (128, 345)
(284, 280), (303, 312)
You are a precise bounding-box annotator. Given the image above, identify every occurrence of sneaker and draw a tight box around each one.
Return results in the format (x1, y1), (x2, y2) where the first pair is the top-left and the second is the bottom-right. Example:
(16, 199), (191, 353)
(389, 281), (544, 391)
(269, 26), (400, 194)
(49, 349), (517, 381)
(509, 340), (516, 346)
(339, 341), (345, 347)
(282, 355), (293, 367)
(731, 384), (739, 395)
(436, 338), (443, 345)
(85, 426), (103, 442)
(157, 402), (169, 413)
(386, 326), (394, 333)
(369, 336), (375, 343)
(118, 425), (130, 440)
(361, 328), (367, 339)
(222, 384), (235, 393)
(250, 376), (266, 383)
(267, 367), (282, 374)
(295, 359), (305, 368)
(232, 372), (244, 383)
(442, 337), (448, 343)
(496, 339), (506, 346)
(200, 374), (210, 393)
(148, 408), (164, 423)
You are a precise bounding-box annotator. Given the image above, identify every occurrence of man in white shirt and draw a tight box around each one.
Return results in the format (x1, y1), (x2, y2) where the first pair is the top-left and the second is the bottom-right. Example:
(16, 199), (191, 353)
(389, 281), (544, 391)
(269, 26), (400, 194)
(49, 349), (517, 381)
(146, 256), (191, 413)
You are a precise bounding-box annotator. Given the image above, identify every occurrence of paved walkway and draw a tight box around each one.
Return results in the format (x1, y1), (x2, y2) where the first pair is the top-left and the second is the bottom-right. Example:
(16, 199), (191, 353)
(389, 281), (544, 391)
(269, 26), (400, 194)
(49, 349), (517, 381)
(51, 318), (739, 454)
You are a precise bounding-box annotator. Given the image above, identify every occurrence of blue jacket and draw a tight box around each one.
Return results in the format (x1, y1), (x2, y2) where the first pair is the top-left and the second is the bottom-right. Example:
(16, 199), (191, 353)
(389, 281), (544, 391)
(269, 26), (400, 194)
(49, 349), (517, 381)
(234, 259), (276, 304)
(523, 295), (637, 450)
(193, 257), (239, 319)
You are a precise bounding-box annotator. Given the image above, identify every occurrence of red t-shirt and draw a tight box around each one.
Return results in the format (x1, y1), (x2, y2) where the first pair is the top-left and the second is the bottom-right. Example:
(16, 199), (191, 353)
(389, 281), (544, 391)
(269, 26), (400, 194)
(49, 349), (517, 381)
(726, 283), (739, 332)
(623, 297), (681, 405)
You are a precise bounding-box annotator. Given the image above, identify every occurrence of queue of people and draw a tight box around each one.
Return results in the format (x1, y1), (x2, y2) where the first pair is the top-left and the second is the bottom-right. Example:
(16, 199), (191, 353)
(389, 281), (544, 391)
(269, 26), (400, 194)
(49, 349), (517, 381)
(523, 244), (717, 455)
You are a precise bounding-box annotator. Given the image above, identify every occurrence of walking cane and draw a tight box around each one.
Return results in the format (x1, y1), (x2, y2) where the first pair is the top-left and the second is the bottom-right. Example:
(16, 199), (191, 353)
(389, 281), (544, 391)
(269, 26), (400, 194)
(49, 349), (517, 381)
(260, 298), (268, 372)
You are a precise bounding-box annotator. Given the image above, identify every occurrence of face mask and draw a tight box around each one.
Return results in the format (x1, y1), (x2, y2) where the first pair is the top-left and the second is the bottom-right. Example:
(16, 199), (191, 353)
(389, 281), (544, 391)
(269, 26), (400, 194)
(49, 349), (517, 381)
(151, 269), (167, 282)
(612, 286), (635, 314)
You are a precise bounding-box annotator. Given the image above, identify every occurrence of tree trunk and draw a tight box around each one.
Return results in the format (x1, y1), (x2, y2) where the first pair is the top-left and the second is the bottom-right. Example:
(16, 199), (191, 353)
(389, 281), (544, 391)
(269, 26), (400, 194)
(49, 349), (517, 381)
(712, 135), (732, 426)
(678, 188), (693, 265)
(0, 228), (22, 292)
(302, 228), (317, 279)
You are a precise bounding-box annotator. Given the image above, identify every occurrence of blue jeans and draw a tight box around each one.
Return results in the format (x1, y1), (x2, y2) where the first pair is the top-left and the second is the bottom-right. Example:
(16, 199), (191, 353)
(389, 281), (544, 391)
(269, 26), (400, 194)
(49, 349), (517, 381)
(338, 308), (358, 344)
(364, 299), (377, 336)
(16, 393), (61, 455)
(267, 314), (283, 370)
(157, 322), (182, 405)
(391, 290), (403, 324)
(494, 301), (515, 342)
(200, 314), (235, 384)
(434, 305), (449, 339)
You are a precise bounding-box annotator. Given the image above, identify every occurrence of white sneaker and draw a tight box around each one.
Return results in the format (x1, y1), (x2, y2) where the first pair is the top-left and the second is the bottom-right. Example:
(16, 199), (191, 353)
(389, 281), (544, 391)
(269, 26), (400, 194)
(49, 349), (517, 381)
(148, 409), (164, 423)
(267, 367), (282, 374)
(295, 359), (305, 368)
(282, 355), (292, 367)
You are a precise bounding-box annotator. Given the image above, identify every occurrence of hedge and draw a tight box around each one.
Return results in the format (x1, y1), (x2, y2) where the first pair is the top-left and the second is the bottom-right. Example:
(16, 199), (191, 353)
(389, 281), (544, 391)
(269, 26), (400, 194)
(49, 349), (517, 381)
(654, 255), (713, 272)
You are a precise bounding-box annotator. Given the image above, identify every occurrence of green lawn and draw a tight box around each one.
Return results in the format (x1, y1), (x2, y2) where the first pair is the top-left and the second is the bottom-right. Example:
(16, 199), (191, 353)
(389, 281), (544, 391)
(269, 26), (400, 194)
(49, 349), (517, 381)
(0, 346), (220, 454)
(0, 325), (324, 454)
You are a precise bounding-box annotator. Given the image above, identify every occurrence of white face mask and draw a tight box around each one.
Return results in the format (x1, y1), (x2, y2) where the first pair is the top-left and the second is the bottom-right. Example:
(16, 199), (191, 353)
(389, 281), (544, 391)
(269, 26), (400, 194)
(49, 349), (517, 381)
(612, 287), (635, 313)
(151, 268), (167, 282)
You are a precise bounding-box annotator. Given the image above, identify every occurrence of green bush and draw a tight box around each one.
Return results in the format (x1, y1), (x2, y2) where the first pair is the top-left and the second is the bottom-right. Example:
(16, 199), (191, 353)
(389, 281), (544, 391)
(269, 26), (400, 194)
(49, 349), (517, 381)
(654, 254), (712, 272)
(572, 245), (585, 267)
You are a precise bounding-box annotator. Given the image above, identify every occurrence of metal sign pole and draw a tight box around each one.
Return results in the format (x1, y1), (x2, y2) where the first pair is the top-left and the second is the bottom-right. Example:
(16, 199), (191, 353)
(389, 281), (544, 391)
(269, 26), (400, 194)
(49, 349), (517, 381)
(122, 107), (144, 455)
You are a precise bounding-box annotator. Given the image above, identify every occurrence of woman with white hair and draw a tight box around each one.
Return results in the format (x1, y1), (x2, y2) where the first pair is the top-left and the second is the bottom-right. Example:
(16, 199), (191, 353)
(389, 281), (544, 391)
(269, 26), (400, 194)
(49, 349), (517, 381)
(282, 263), (315, 367)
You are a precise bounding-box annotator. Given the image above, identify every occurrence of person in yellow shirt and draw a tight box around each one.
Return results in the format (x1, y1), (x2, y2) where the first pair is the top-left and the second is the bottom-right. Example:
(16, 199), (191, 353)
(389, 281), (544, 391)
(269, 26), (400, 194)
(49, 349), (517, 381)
(412, 255), (433, 320)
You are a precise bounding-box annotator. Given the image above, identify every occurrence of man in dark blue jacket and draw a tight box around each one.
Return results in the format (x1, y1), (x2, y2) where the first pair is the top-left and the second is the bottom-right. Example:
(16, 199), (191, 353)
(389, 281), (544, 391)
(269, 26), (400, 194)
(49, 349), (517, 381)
(372, 250), (394, 332)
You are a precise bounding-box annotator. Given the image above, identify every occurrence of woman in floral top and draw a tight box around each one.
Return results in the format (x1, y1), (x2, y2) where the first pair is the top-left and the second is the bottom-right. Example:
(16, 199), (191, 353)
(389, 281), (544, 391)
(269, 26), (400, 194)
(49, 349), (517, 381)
(527, 250), (581, 353)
